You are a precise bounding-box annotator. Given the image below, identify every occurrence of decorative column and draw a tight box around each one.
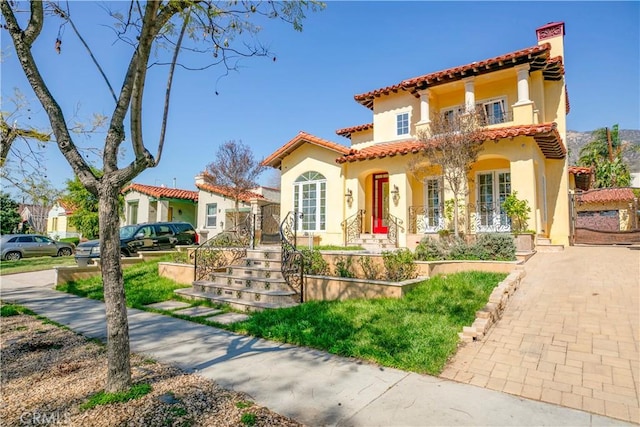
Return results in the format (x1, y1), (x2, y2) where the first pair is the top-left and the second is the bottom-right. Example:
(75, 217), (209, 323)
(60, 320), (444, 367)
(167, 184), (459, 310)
(417, 89), (431, 124)
(514, 64), (531, 105)
(463, 77), (475, 112)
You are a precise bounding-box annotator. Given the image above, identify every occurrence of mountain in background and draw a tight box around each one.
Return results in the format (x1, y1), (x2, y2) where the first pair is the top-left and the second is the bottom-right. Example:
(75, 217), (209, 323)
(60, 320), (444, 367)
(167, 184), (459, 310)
(566, 129), (640, 171)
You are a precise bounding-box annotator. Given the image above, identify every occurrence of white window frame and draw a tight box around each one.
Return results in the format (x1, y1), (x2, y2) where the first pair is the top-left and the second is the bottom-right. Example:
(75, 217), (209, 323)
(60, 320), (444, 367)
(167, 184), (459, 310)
(293, 171), (326, 232)
(419, 176), (445, 233)
(479, 96), (508, 125)
(206, 203), (217, 228)
(396, 112), (410, 136)
(475, 169), (511, 232)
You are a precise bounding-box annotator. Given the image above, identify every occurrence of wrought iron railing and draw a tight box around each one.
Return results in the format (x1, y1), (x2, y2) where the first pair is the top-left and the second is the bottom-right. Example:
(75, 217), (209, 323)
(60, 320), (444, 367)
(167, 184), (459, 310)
(386, 213), (404, 248)
(341, 209), (365, 246)
(479, 110), (513, 126)
(471, 202), (511, 233)
(193, 215), (253, 281)
(408, 205), (446, 234)
(279, 211), (304, 302)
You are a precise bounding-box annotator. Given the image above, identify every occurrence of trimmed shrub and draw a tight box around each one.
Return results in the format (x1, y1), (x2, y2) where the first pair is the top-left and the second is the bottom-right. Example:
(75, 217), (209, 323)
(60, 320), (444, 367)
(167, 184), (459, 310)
(334, 256), (356, 278)
(476, 233), (516, 261)
(382, 249), (417, 282)
(300, 248), (329, 275)
(358, 256), (382, 280)
(414, 237), (446, 261)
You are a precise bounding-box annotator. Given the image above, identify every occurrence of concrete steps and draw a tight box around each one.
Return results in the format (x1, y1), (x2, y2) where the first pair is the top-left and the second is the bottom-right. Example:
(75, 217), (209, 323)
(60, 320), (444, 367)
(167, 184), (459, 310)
(176, 246), (299, 311)
(351, 233), (396, 251)
(536, 237), (565, 252)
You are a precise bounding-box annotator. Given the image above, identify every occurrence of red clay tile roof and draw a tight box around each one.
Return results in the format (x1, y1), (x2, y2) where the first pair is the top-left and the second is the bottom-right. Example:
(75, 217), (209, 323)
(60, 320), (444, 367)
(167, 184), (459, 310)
(336, 140), (424, 163)
(263, 131), (351, 169)
(568, 166), (593, 175)
(336, 123), (566, 163)
(483, 122), (566, 159)
(336, 123), (374, 139)
(123, 183), (198, 201)
(195, 182), (264, 202)
(354, 43), (563, 110)
(576, 188), (635, 204)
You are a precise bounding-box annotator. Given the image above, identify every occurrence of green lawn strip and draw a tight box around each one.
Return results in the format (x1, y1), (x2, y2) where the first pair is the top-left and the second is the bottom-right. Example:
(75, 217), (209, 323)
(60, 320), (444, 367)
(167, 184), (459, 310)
(227, 271), (506, 375)
(56, 259), (191, 309)
(79, 383), (152, 411)
(1, 302), (36, 317)
(0, 256), (76, 275)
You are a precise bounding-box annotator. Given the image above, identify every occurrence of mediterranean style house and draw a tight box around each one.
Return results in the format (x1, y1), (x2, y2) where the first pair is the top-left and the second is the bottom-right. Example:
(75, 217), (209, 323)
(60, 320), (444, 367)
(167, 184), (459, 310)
(122, 183), (199, 226)
(47, 201), (80, 239)
(264, 22), (571, 248)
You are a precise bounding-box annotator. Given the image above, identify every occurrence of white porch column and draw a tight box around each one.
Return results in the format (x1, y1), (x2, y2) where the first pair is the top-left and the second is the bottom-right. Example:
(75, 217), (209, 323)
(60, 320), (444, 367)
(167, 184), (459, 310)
(514, 64), (531, 105)
(417, 89), (431, 124)
(463, 77), (475, 112)
(157, 200), (169, 222)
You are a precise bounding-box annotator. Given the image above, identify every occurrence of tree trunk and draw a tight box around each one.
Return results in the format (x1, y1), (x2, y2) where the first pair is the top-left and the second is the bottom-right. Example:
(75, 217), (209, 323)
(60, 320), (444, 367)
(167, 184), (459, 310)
(453, 195), (460, 237)
(98, 180), (131, 393)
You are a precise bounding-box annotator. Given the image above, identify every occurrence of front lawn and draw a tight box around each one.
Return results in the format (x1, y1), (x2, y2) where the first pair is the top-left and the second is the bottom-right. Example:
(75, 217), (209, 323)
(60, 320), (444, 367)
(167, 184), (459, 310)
(0, 256), (77, 276)
(227, 271), (505, 375)
(56, 259), (191, 309)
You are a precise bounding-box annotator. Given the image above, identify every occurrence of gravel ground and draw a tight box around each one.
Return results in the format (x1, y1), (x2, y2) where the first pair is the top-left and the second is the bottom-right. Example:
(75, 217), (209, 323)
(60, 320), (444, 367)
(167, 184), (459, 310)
(1, 313), (303, 427)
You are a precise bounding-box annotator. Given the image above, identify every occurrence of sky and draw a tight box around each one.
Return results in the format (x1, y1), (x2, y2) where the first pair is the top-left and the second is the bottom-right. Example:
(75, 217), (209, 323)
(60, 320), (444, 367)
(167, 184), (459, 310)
(2, 1), (639, 196)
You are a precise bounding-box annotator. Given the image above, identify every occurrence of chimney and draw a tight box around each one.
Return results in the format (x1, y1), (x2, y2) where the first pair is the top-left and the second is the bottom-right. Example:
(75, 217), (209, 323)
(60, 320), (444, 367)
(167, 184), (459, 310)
(536, 22), (565, 58)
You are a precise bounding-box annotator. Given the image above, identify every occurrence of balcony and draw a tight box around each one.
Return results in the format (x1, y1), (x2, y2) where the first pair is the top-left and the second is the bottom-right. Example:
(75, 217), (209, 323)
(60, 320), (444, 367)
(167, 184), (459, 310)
(478, 110), (513, 127)
(408, 205), (445, 234)
(471, 202), (511, 233)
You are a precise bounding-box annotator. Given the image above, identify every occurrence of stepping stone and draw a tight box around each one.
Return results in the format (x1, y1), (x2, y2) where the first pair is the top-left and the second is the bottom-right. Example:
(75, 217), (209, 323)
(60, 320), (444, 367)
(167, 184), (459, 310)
(206, 312), (250, 324)
(173, 306), (222, 317)
(145, 301), (192, 311)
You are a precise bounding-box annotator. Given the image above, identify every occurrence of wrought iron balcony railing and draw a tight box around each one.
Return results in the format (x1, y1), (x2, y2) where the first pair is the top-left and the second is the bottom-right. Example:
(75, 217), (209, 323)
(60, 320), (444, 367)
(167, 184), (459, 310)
(408, 205), (446, 234)
(471, 202), (511, 233)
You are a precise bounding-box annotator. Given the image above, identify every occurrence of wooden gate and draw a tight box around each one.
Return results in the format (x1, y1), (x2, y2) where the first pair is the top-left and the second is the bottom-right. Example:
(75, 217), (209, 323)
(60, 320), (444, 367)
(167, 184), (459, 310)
(570, 189), (640, 245)
(260, 204), (281, 244)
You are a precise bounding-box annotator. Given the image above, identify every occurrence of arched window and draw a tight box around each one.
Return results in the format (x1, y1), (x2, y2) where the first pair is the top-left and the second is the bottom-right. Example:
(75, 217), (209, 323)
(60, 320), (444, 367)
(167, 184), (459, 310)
(293, 171), (326, 231)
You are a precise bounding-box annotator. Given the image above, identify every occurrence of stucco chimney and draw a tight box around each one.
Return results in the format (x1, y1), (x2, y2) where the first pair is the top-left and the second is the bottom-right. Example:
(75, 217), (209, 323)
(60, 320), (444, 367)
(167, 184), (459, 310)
(536, 22), (565, 58)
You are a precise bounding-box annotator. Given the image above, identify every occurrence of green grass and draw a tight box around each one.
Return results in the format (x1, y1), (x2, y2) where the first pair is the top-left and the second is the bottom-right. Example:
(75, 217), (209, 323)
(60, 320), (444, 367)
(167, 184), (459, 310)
(240, 413), (257, 426)
(1, 303), (35, 317)
(0, 256), (77, 275)
(79, 383), (152, 411)
(227, 271), (506, 375)
(56, 260), (191, 309)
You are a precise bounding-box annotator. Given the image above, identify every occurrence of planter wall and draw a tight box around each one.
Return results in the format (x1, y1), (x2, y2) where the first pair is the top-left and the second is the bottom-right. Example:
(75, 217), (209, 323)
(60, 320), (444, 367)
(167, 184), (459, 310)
(304, 275), (425, 302)
(158, 262), (195, 285)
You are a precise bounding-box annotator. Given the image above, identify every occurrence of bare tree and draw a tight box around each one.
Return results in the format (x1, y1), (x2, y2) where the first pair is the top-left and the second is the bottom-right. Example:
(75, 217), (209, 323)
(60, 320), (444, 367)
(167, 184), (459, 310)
(205, 140), (265, 231)
(414, 111), (485, 236)
(1, 0), (320, 393)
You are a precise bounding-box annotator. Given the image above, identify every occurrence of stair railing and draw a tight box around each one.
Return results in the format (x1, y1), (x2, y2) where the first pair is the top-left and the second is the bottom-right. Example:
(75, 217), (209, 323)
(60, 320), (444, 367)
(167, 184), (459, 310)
(193, 215), (252, 281)
(279, 211), (304, 303)
(341, 209), (365, 246)
(386, 213), (405, 248)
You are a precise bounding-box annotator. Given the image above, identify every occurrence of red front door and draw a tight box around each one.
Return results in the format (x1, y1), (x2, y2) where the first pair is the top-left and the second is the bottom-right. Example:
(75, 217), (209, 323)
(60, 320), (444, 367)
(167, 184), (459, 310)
(373, 173), (389, 234)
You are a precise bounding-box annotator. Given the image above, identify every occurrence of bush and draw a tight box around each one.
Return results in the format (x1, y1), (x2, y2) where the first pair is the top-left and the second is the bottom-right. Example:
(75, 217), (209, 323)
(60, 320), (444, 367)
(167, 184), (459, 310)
(334, 256), (356, 278)
(476, 233), (516, 261)
(448, 238), (488, 260)
(382, 249), (417, 282)
(60, 237), (79, 247)
(358, 256), (382, 280)
(300, 248), (329, 275)
(414, 237), (446, 261)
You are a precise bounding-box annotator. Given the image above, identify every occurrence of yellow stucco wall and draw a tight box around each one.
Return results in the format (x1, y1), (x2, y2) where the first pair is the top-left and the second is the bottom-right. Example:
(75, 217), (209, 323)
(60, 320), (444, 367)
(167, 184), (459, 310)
(350, 129), (374, 147)
(372, 92), (419, 143)
(279, 143), (346, 245)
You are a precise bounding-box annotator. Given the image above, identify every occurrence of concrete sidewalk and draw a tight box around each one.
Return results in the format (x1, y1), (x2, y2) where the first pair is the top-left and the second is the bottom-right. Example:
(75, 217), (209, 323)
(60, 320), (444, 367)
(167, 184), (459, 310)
(1, 270), (634, 426)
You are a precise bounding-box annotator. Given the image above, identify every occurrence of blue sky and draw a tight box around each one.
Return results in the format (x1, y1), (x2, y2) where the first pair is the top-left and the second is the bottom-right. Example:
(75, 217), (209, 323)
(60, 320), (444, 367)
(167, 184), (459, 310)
(2, 1), (639, 194)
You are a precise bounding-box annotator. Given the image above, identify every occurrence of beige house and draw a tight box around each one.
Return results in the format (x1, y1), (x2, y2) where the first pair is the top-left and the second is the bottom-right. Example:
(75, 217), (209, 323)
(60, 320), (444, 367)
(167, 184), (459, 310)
(194, 174), (280, 243)
(122, 183), (198, 226)
(264, 22), (571, 248)
(47, 201), (80, 239)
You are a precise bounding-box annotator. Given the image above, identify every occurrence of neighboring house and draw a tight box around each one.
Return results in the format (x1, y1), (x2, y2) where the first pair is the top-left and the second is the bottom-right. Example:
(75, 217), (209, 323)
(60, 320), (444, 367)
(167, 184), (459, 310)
(574, 188), (637, 232)
(47, 201), (80, 239)
(122, 183), (198, 226)
(194, 174), (280, 242)
(264, 22), (571, 248)
(19, 204), (49, 234)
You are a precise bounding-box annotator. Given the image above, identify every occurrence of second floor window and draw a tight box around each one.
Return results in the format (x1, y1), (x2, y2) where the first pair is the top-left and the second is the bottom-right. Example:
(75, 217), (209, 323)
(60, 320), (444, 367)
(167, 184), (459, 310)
(481, 98), (507, 125)
(206, 203), (217, 228)
(396, 112), (409, 135)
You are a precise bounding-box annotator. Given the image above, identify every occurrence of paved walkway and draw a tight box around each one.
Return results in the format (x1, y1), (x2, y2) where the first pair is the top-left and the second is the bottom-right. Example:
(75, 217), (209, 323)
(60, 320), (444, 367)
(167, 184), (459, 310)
(442, 246), (640, 424)
(1, 257), (637, 426)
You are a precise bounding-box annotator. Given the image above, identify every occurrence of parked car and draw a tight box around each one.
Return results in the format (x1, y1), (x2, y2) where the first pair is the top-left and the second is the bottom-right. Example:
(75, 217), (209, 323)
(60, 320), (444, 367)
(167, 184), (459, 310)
(0, 234), (75, 261)
(74, 222), (197, 265)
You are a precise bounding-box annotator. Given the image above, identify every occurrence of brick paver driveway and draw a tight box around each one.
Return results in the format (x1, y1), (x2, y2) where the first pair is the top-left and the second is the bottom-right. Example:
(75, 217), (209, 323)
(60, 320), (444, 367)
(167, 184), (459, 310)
(441, 246), (639, 424)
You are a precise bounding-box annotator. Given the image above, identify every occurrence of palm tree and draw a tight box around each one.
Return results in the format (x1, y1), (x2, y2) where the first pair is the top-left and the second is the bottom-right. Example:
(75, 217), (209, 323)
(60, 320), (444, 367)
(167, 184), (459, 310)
(578, 124), (631, 188)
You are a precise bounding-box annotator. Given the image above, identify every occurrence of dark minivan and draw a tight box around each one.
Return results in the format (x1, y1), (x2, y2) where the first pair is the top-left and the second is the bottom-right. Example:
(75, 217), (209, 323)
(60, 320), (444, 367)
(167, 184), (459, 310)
(74, 222), (197, 265)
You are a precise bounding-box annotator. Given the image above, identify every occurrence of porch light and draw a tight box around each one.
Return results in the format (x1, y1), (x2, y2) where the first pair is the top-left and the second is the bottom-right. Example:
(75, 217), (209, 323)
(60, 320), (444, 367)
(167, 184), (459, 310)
(391, 185), (400, 205)
(345, 189), (353, 207)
